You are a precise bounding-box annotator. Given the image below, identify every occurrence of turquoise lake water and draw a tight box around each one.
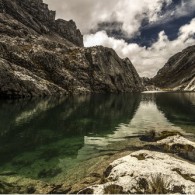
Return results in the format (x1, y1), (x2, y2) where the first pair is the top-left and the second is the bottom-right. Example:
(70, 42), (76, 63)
(0, 92), (194, 184)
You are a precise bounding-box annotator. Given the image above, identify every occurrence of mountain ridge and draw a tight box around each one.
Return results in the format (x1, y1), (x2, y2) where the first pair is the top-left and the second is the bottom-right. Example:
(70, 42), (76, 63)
(151, 45), (195, 91)
(0, 0), (143, 98)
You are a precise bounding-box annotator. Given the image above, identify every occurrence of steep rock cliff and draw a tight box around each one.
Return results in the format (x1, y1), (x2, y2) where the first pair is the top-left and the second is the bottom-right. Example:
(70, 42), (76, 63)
(152, 46), (195, 91)
(0, 0), (143, 98)
(0, 0), (83, 46)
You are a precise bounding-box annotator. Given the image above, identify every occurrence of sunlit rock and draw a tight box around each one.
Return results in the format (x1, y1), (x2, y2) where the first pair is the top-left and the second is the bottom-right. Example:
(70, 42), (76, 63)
(152, 46), (195, 92)
(80, 150), (195, 194)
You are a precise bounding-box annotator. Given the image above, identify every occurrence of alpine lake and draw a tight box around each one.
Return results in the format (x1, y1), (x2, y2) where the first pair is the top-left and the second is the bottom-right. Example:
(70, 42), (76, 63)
(0, 92), (195, 191)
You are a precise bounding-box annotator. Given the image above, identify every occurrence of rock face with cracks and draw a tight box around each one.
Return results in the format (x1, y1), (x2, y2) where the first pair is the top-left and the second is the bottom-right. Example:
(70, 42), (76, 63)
(152, 46), (195, 91)
(0, 0), (143, 98)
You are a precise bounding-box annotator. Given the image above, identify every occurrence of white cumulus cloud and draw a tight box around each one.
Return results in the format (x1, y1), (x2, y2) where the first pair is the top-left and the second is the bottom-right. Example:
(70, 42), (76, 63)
(44, 0), (173, 36)
(84, 18), (195, 77)
(44, 0), (195, 77)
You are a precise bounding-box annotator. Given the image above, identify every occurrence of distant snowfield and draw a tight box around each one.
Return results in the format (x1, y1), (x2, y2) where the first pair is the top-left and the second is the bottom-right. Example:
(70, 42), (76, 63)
(142, 91), (164, 93)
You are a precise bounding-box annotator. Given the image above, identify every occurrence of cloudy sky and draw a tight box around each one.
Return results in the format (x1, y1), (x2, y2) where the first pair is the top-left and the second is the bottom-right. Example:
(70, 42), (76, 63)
(44, 0), (195, 77)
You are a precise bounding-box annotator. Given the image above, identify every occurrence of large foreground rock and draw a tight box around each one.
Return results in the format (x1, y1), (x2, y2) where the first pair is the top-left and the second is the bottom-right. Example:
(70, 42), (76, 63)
(0, 0), (143, 98)
(80, 150), (195, 194)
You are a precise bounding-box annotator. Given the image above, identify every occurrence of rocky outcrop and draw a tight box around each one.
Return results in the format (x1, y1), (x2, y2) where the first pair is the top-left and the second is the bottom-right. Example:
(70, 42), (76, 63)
(65, 46), (143, 93)
(0, 0), (143, 98)
(152, 46), (195, 91)
(0, 0), (83, 46)
(0, 58), (66, 98)
(157, 135), (195, 161)
(77, 134), (195, 194)
(0, 35), (143, 98)
(141, 77), (162, 91)
(80, 149), (195, 194)
(54, 19), (83, 47)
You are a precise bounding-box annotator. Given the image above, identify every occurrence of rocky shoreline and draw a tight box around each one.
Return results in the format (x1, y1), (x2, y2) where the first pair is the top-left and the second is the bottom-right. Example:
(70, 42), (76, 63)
(1, 130), (195, 194)
(78, 133), (195, 194)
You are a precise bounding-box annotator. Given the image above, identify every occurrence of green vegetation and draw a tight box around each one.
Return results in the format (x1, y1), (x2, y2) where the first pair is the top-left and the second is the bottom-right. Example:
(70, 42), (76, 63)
(104, 184), (125, 194)
(131, 175), (171, 194)
(78, 188), (94, 194)
(147, 174), (171, 194)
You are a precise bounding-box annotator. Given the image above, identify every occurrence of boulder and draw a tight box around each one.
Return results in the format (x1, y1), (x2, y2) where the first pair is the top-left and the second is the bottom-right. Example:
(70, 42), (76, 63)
(157, 135), (195, 161)
(80, 150), (195, 194)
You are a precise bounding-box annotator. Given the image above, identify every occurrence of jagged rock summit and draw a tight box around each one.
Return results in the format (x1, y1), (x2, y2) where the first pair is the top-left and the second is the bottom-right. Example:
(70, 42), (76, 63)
(152, 46), (195, 91)
(0, 0), (143, 98)
(0, 0), (83, 46)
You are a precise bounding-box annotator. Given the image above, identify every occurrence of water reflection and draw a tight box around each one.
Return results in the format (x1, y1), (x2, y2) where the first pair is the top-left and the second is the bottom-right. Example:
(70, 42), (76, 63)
(0, 93), (194, 182)
(0, 94), (140, 164)
(81, 93), (195, 157)
(155, 92), (195, 136)
(156, 93), (195, 124)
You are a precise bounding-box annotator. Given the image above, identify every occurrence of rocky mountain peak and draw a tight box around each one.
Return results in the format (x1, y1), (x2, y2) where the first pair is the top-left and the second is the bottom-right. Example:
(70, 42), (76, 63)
(0, 0), (143, 98)
(152, 45), (195, 91)
(17, 0), (56, 23)
(0, 0), (83, 46)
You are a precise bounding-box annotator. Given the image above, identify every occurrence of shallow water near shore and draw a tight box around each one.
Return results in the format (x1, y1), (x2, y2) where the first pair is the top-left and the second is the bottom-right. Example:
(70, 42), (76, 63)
(0, 92), (195, 187)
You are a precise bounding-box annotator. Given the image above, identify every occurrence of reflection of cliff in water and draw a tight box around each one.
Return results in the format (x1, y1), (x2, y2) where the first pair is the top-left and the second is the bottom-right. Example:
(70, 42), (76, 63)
(0, 94), (141, 164)
(80, 93), (188, 160)
(155, 93), (195, 125)
(155, 93), (195, 137)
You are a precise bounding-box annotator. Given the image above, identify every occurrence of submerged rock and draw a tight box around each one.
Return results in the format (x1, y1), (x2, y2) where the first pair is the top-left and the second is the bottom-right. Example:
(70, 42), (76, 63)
(38, 168), (62, 179)
(1, 134), (195, 194)
(0, 181), (20, 193)
(140, 132), (195, 162)
(80, 150), (195, 194)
